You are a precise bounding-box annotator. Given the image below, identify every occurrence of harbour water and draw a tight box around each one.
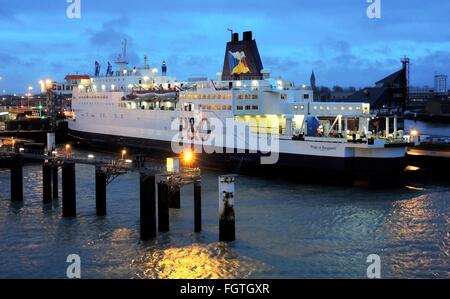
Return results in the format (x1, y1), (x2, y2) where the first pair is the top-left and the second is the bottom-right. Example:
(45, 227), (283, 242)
(0, 148), (449, 279)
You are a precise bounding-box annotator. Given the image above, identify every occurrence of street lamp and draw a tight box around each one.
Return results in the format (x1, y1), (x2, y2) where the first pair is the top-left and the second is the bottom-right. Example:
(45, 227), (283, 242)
(27, 86), (33, 108)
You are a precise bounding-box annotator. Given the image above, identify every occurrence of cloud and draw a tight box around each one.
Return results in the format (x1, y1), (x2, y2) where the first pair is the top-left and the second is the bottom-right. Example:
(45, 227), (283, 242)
(88, 17), (133, 48)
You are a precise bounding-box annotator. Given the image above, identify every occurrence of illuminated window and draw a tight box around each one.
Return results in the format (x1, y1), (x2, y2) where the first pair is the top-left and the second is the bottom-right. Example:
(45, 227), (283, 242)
(252, 94), (258, 100)
(227, 105), (232, 110)
(245, 94), (251, 99)
(222, 105), (227, 110)
(237, 94), (244, 100)
(206, 105), (211, 110)
(227, 94), (232, 99)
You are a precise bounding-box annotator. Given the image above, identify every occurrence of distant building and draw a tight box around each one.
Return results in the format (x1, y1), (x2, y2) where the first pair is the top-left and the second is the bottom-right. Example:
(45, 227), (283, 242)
(434, 74), (448, 95)
(343, 65), (408, 115)
(330, 90), (356, 101)
(310, 70), (319, 101)
(39, 75), (90, 97)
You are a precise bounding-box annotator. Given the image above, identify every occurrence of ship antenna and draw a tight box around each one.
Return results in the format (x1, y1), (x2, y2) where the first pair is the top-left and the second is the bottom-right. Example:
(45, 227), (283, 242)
(122, 39), (127, 60)
(115, 39), (129, 67)
(227, 28), (233, 40)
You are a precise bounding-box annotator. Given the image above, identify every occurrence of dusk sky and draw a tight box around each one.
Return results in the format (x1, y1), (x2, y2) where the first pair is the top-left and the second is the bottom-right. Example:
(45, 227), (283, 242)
(0, 0), (449, 93)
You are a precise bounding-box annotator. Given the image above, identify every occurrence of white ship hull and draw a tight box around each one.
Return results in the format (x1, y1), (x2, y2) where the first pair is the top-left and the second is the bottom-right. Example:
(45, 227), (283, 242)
(68, 91), (407, 183)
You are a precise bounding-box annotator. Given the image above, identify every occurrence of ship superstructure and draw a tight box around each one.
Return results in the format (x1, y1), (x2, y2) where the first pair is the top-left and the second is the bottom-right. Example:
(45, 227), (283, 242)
(68, 32), (408, 181)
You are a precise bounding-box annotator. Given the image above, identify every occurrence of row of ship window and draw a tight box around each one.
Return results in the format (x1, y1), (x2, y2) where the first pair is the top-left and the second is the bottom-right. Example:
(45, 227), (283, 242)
(236, 105), (259, 111)
(198, 104), (233, 111)
(78, 102), (115, 105)
(311, 105), (364, 111)
(77, 96), (109, 99)
(180, 94), (234, 100)
(79, 113), (124, 119)
(180, 93), (261, 100)
(196, 104), (259, 111)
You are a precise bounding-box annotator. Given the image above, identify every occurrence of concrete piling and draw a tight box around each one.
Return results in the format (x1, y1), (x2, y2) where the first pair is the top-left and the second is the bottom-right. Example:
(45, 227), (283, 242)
(52, 165), (59, 200)
(140, 174), (156, 240)
(219, 175), (236, 242)
(42, 162), (52, 204)
(62, 162), (76, 217)
(169, 185), (181, 209)
(10, 155), (23, 202)
(95, 166), (107, 216)
(157, 181), (170, 232)
(194, 180), (202, 233)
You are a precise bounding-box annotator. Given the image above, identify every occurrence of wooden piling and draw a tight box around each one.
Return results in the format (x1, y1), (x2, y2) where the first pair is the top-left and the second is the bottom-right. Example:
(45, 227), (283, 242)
(10, 155), (23, 202)
(95, 166), (107, 216)
(157, 182), (169, 232)
(219, 175), (236, 242)
(62, 162), (76, 217)
(169, 185), (181, 209)
(140, 174), (156, 240)
(52, 165), (59, 200)
(42, 162), (52, 204)
(194, 180), (202, 233)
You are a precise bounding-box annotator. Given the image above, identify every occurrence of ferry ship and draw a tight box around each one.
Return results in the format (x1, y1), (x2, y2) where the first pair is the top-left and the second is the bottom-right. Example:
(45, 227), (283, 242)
(68, 31), (408, 182)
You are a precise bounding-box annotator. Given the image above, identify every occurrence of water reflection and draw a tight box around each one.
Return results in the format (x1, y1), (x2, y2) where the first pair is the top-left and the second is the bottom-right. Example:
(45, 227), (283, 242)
(0, 148), (449, 278)
(385, 194), (450, 278)
(134, 243), (262, 279)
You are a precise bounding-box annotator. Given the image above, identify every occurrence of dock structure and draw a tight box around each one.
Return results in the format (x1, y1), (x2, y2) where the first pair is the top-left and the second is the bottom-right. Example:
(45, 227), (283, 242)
(0, 149), (216, 241)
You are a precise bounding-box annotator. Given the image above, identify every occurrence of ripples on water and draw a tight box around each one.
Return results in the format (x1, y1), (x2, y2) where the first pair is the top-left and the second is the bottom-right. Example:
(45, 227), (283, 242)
(0, 149), (449, 278)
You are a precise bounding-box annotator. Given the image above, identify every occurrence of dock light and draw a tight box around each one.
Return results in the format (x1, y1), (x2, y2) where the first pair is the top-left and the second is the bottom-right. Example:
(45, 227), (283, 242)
(19, 148), (25, 153)
(88, 154), (95, 159)
(181, 149), (195, 166)
(52, 150), (58, 156)
(410, 129), (419, 137)
(65, 144), (72, 154)
(125, 159), (133, 163)
(121, 149), (127, 160)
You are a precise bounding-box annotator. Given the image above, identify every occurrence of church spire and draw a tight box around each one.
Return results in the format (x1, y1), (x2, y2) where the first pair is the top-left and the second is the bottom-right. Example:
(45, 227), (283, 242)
(310, 70), (316, 89)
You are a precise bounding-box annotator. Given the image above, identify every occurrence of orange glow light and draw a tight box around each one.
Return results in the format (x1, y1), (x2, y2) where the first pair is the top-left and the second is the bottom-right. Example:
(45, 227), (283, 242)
(182, 150), (194, 164)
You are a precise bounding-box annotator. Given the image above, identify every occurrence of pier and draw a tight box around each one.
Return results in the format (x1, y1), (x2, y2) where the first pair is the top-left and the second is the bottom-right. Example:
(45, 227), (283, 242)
(0, 146), (237, 242)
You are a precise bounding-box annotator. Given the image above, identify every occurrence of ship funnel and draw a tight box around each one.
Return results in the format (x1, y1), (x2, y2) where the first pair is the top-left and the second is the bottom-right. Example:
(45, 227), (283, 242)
(222, 31), (264, 81)
(232, 33), (239, 43)
(162, 61), (167, 76)
(243, 31), (252, 41)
